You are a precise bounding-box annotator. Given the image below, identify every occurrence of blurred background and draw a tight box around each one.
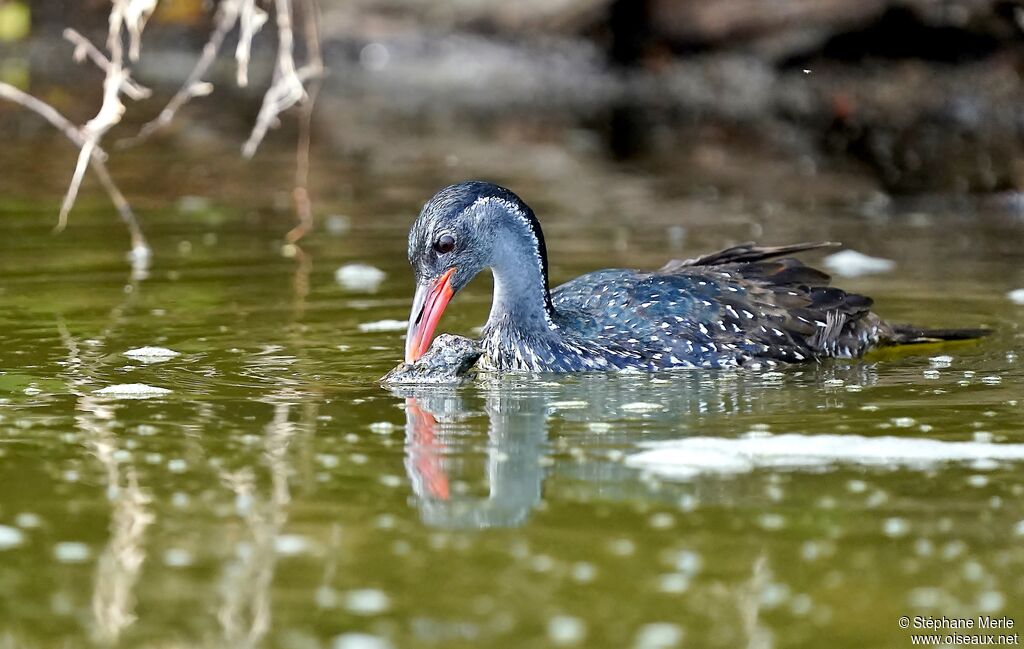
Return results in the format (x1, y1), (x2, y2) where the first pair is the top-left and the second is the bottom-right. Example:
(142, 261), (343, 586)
(4, 0), (1024, 219)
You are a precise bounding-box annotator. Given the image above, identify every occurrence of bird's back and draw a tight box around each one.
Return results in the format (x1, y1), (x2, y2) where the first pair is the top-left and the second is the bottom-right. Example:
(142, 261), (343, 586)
(550, 243), (890, 368)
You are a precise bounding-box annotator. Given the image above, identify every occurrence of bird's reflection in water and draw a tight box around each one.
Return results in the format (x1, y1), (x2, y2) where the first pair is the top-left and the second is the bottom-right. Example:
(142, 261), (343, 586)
(398, 388), (547, 528)
(392, 363), (881, 529)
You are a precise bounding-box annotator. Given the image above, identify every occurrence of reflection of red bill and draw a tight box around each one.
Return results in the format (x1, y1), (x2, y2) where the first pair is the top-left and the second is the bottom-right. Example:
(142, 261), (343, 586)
(407, 398), (450, 500)
(405, 267), (456, 363)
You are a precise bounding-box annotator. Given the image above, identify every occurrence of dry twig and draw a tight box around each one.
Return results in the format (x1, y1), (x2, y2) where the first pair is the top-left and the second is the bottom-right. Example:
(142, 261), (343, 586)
(64, 28), (151, 100)
(236, 0), (269, 87)
(286, 0), (323, 244)
(0, 82), (148, 255)
(57, 0), (158, 234)
(4, 0), (326, 252)
(242, 0), (324, 158)
(121, 0), (247, 146)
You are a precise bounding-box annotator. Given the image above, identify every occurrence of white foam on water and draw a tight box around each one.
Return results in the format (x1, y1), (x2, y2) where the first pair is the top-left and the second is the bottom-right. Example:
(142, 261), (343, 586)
(627, 434), (1024, 480)
(823, 249), (896, 278)
(357, 319), (408, 333)
(1007, 288), (1024, 305)
(123, 346), (180, 363)
(53, 542), (91, 563)
(621, 402), (665, 413)
(332, 633), (394, 649)
(274, 534), (312, 556)
(634, 622), (685, 649)
(335, 264), (387, 292)
(548, 615), (587, 646)
(93, 384), (172, 399)
(343, 589), (391, 615)
(0, 525), (25, 550)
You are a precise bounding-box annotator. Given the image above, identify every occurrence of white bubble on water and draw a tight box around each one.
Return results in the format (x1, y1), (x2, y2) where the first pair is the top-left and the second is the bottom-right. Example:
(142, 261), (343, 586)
(54, 542), (91, 563)
(94, 383), (171, 399)
(14, 513), (41, 529)
(790, 593), (813, 616)
(531, 554), (555, 573)
(344, 589), (391, 616)
(274, 535), (311, 556)
(977, 590), (1005, 613)
(760, 582), (791, 608)
(670, 550), (702, 576)
(759, 513), (786, 530)
(332, 633), (394, 649)
(123, 347), (180, 363)
(316, 586), (339, 608)
(0, 525), (25, 549)
(942, 540), (967, 560)
(357, 320), (407, 333)
(883, 518), (910, 538)
(547, 615), (587, 646)
(570, 562), (597, 583)
(843, 477), (868, 493)
(550, 400), (588, 410)
(967, 474), (989, 487)
(621, 402), (665, 413)
(163, 548), (193, 567)
(678, 494), (697, 512)
(648, 513), (675, 529)
(656, 573), (690, 594)
(866, 491), (890, 508)
(167, 459), (187, 473)
(914, 538), (934, 557)
(823, 249), (895, 277)
(608, 538), (636, 556)
(634, 622), (684, 649)
(909, 587), (944, 609)
(335, 264), (386, 293)
(962, 560), (985, 582)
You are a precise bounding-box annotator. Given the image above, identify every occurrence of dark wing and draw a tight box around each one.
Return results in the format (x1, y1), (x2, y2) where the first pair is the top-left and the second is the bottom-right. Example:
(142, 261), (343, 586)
(666, 239), (900, 362)
(552, 244), (893, 367)
(659, 241), (840, 271)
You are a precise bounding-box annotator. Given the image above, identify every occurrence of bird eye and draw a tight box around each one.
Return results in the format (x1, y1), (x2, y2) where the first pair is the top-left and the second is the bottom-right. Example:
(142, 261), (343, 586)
(433, 233), (456, 254)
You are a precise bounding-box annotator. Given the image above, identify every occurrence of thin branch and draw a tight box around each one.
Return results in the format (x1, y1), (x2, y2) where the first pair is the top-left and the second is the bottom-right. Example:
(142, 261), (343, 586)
(242, 0), (324, 158)
(0, 82), (148, 253)
(122, 0), (158, 62)
(120, 0), (245, 147)
(56, 2), (140, 233)
(286, 0), (323, 244)
(63, 28), (151, 100)
(236, 0), (269, 87)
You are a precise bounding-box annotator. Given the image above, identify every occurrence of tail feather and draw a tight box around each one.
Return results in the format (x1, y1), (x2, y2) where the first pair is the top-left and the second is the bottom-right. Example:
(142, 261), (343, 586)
(890, 326), (992, 345)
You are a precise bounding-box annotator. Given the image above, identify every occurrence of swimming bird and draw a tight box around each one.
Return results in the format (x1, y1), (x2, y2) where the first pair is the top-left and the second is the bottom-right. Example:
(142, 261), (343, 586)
(404, 181), (987, 372)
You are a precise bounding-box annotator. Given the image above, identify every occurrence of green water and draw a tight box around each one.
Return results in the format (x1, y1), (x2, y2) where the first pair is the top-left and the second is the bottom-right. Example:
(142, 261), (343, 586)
(1, 134), (1023, 649)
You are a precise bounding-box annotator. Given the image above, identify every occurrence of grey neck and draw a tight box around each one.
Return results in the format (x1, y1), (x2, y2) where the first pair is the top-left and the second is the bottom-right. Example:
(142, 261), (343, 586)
(484, 226), (555, 335)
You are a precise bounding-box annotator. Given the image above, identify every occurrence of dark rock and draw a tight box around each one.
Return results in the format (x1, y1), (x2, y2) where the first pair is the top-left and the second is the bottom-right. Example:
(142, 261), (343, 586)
(380, 334), (482, 386)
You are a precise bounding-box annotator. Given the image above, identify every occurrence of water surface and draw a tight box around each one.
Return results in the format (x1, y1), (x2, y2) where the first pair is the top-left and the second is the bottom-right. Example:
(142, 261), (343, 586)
(1, 124), (1023, 649)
